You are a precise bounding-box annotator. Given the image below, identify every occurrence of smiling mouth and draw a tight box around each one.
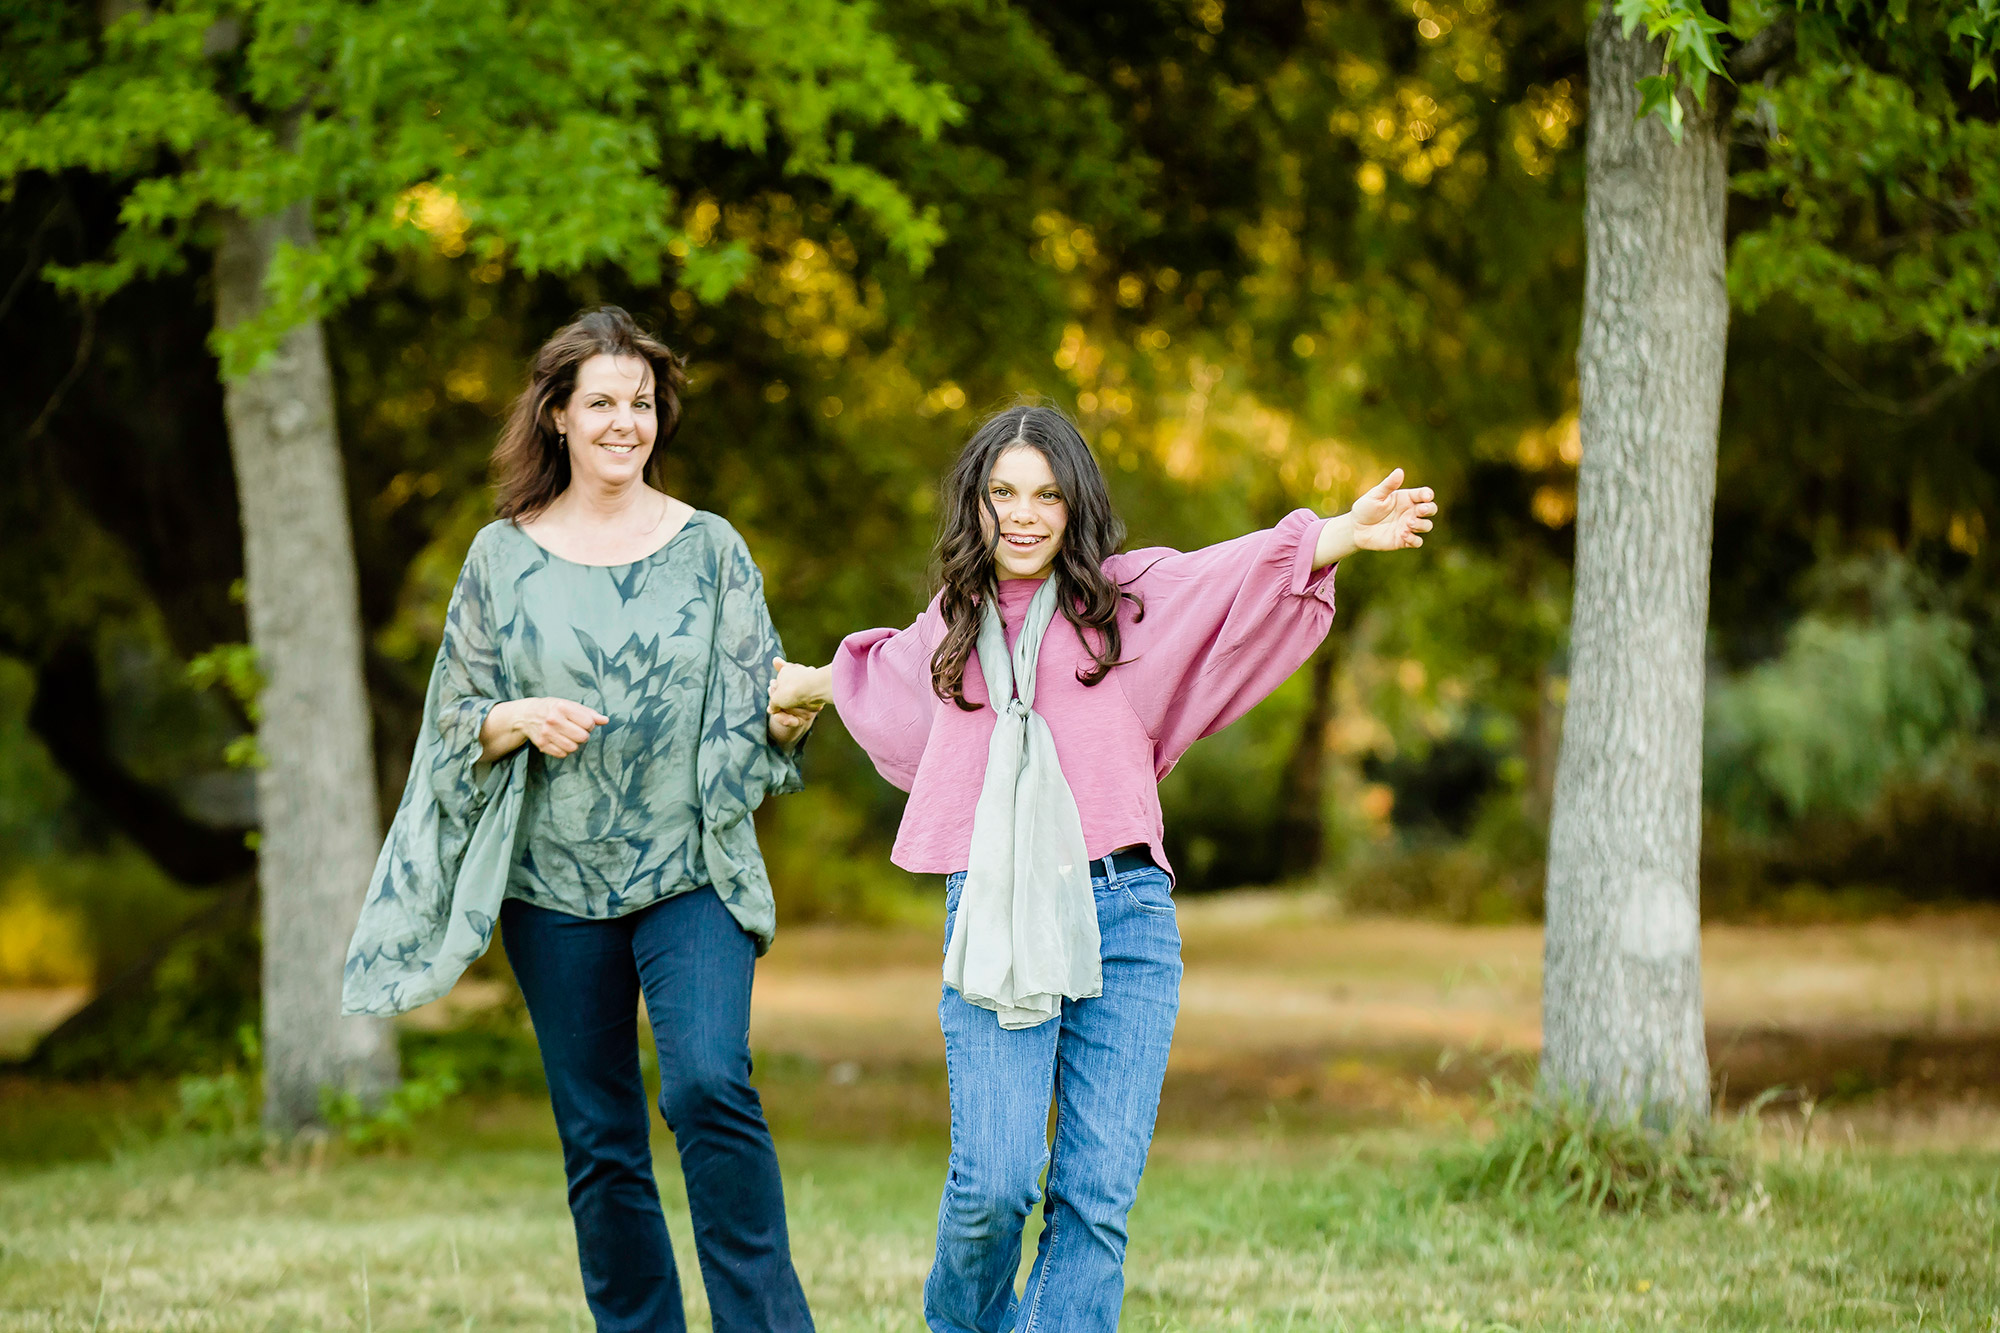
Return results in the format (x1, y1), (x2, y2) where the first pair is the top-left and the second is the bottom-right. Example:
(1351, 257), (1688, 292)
(601, 443), (638, 455)
(1002, 533), (1046, 549)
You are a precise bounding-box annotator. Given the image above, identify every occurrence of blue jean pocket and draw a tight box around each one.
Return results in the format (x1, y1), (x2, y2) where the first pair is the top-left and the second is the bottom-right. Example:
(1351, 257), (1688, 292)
(1117, 867), (1176, 917)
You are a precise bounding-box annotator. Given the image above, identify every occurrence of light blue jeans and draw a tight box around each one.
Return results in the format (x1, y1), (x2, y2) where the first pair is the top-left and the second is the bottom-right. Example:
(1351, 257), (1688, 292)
(925, 862), (1183, 1333)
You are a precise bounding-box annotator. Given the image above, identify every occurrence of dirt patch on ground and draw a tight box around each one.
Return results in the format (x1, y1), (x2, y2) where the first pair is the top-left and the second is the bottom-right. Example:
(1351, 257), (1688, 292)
(744, 897), (2000, 1140)
(6, 897), (1994, 1144)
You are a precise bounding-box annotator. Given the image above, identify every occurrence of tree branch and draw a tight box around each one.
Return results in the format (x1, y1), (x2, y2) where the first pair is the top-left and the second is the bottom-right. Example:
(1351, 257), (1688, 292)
(1731, 15), (1795, 83)
(26, 636), (257, 886)
(1810, 348), (2000, 418)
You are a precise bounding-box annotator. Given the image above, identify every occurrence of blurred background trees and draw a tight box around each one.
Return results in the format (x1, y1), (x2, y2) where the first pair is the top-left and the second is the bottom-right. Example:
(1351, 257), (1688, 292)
(0, 0), (1994, 1081)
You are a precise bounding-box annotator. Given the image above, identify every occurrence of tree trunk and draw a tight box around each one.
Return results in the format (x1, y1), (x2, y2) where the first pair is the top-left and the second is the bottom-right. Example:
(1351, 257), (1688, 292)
(214, 206), (397, 1134)
(1273, 636), (1340, 879)
(1540, 13), (1727, 1124)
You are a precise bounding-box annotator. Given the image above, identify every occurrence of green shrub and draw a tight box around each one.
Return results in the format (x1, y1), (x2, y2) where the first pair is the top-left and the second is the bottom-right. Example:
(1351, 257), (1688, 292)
(1438, 1080), (1775, 1215)
(1706, 563), (1983, 835)
(320, 1064), (463, 1153)
(37, 892), (259, 1078)
(400, 1021), (545, 1094)
(1338, 792), (1547, 922)
(167, 1024), (263, 1161)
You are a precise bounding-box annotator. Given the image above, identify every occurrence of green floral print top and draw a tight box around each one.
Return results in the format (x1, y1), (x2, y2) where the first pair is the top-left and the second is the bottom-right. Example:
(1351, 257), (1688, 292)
(341, 512), (802, 1017)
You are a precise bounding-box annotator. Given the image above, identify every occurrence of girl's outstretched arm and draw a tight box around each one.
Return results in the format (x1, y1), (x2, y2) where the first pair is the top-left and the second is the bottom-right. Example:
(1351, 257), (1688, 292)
(1313, 468), (1436, 568)
(768, 600), (946, 792)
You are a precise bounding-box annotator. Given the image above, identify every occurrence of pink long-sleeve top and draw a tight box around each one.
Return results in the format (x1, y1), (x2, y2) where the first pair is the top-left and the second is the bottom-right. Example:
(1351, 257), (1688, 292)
(831, 508), (1338, 877)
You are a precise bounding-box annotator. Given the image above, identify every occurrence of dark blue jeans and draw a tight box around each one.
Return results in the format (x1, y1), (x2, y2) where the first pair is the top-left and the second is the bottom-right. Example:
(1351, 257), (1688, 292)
(501, 887), (813, 1333)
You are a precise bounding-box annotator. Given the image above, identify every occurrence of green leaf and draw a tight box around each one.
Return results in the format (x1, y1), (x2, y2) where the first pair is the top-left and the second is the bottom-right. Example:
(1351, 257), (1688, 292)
(1636, 75), (1684, 142)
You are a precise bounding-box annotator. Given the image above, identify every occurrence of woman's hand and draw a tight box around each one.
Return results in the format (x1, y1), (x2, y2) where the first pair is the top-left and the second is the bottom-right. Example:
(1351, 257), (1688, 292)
(768, 658), (834, 715)
(766, 658), (829, 753)
(767, 707), (815, 751)
(480, 697), (609, 763)
(1312, 469), (1438, 568)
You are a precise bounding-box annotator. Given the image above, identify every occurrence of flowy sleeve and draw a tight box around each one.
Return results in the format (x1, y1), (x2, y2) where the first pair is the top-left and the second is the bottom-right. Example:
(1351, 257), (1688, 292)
(342, 532), (528, 1016)
(698, 525), (804, 954)
(828, 594), (946, 792)
(1111, 507), (1339, 774)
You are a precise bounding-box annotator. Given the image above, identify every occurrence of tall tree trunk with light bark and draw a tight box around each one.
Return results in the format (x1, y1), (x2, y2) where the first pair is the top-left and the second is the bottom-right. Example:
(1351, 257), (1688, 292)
(214, 206), (398, 1133)
(1540, 12), (1727, 1124)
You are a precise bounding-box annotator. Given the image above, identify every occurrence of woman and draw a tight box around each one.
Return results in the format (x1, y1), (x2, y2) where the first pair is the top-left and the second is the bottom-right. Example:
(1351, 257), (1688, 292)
(766, 403), (1435, 1333)
(344, 307), (817, 1333)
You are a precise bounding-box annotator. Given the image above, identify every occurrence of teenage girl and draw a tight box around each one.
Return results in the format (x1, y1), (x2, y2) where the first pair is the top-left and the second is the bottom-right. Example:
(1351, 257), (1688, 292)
(766, 403), (1435, 1333)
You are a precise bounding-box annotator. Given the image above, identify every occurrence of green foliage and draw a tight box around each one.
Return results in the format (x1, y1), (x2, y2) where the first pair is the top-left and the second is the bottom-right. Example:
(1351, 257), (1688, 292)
(1441, 1079), (1772, 1215)
(1733, 54), (2000, 370)
(1602, 4), (2000, 368)
(1341, 792), (1549, 921)
(759, 784), (937, 923)
(182, 642), (262, 721)
(0, 0), (960, 373)
(168, 1024), (263, 1159)
(320, 1063), (463, 1153)
(1615, 0), (1733, 140)
(1706, 559), (1984, 833)
(399, 1020), (545, 1094)
(1705, 735), (2000, 909)
(0, 658), (73, 862)
(184, 641), (265, 768)
(1951, 0), (2000, 87)
(37, 893), (259, 1078)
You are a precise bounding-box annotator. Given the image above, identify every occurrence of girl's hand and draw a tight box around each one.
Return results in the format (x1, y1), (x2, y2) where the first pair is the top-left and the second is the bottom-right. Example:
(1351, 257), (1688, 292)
(768, 657), (833, 716)
(485, 697), (609, 761)
(1349, 468), (1436, 552)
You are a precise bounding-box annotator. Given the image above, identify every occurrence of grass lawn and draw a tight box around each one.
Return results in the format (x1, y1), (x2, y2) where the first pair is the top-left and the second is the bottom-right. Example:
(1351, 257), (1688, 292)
(1, 1084), (1995, 1332)
(6, 904), (1998, 1329)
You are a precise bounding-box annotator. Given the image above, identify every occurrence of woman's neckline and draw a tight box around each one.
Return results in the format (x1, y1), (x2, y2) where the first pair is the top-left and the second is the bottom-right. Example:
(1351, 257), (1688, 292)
(512, 508), (703, 569)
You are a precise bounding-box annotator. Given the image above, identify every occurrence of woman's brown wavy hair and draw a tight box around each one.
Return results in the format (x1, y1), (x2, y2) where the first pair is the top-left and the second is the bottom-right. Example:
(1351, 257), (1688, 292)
(492, 306), (688, 520)
(930, 403), (1142, 710)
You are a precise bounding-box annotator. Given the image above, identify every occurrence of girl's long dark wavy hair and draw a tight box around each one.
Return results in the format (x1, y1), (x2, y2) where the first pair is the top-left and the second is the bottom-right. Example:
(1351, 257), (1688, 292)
(492, 306), (688, 520)
(930, 404), (1142, 709)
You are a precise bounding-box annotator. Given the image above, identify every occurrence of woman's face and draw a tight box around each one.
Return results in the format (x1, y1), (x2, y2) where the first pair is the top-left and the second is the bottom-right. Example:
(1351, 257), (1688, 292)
(554, 353), (658, 490)
(983, 445), (1069, 581)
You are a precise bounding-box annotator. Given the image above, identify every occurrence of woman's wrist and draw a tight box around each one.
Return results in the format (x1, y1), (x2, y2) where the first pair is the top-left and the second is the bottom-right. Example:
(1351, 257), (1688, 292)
(480, 698), (545, 760)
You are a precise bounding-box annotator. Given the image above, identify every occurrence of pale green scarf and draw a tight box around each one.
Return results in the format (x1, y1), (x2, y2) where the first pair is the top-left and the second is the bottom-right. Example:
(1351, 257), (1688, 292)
(942, 577), (1103, 1029)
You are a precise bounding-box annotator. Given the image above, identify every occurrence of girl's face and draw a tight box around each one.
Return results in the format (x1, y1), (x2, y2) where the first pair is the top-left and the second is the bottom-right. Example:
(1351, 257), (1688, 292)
(554, 353), (658, 490)
(984, 445), (1069, 581)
